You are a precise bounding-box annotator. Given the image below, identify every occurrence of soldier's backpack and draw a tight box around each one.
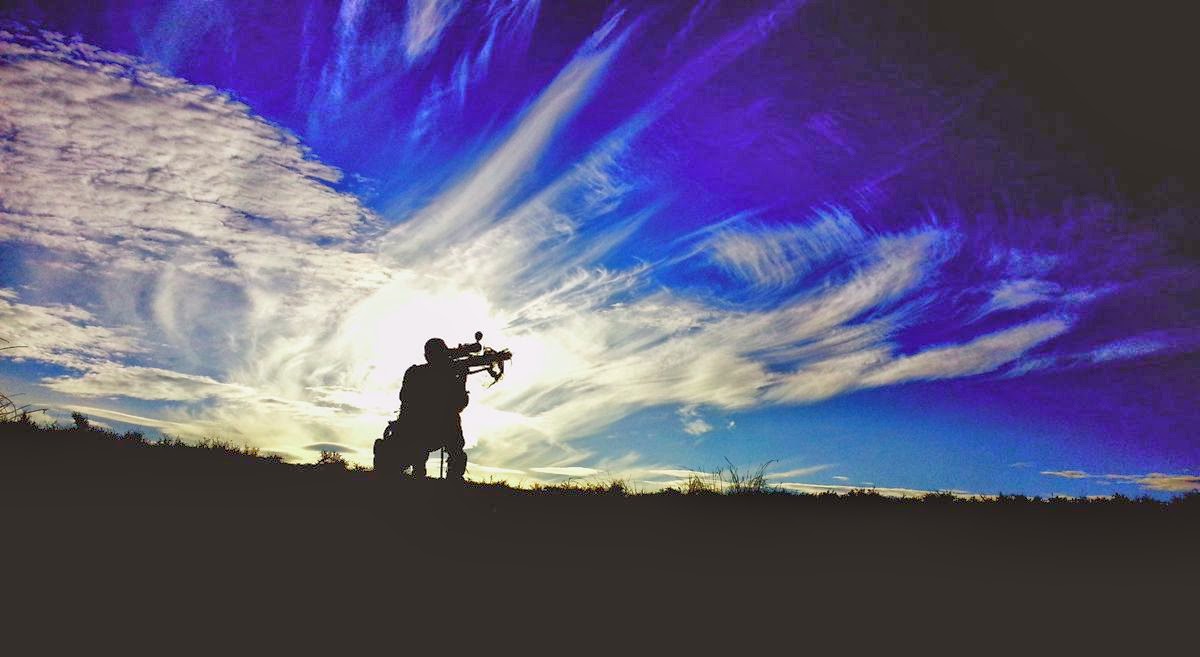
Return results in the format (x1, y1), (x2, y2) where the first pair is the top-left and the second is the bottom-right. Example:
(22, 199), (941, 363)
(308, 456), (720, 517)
(373, 417), (409, 476)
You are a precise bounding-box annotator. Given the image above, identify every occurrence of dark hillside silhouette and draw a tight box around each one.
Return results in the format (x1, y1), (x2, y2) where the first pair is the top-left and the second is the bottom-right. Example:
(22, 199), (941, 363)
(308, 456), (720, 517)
(3, 414), (1196, 646)
(5, 414), (1197, 550)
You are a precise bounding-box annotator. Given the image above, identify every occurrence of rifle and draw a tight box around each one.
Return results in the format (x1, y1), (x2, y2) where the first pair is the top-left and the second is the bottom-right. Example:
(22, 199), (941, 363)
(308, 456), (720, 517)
(446, 331), (513, 385)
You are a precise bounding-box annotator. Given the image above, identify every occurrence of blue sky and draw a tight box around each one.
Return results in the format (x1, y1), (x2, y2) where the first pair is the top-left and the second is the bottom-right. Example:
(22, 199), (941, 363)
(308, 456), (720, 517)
(1, 0), (1197, 497)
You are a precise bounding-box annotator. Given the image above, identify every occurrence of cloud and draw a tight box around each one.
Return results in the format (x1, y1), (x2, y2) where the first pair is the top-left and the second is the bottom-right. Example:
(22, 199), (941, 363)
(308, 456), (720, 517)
(1125, 474), (1200, 493)
(984, 279), (1062, 313)
(1003, 328), (1188, 377)
(860, 316), (1071, 388)
(1, 27), (391, 458)
(134, 0), (234, 72)
(42, 365), (256, 402)
(766, 465), (833, 479)
(304, 442), (358, 454)
(0, 293), (145, 370)
(383, 14), (628, 262)
(702, 208), (866, 289)
(62, 405), (189, 432)
(989, 247), (1059, 278)
(322, 0), (372, 110)
(1041, 470), (1091, 479)
(1088, 336), (1168, 363)
(646, 469), (710, 480)
(529, 466), (601, 477)
(677, 405), (713, 435)
(977, 278), (1100, 319)
(666, 0), (715, 55)
(403, 0), (462, 63)
(1041, 469), (1200, 493)
(467, 463), (527, 476)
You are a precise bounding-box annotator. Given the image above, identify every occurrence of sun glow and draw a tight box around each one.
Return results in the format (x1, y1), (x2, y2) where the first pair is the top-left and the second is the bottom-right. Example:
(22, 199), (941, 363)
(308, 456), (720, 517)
(322, 273), (551, 449)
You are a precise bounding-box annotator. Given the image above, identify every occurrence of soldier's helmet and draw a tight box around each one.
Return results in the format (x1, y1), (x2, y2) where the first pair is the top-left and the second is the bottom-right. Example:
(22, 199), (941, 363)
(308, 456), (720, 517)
(424, 337), (450, 365)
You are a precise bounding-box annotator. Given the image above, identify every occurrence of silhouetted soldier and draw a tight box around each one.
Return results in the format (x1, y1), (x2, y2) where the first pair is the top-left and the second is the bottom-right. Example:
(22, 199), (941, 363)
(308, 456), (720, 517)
(398, 337), (469, 481)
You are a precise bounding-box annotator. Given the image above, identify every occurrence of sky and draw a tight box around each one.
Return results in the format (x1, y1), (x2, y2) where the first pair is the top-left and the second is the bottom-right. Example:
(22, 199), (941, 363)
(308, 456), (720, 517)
(1, 0), (1197, 498)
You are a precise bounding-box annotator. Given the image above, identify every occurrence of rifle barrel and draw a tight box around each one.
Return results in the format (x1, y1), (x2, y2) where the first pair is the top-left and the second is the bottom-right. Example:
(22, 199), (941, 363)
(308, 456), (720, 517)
(454, 350), (512, 370)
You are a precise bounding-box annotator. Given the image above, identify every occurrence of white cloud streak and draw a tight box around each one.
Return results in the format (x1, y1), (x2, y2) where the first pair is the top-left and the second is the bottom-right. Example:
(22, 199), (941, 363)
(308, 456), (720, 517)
(985, 278), (1062, 313)
(703, 208), (866, 289)
(383, 14), (627, 262)
(766, 465), (833, 479)
(403, 0), (461, 63)
(1088, 336), (1168, 363)
(1042, 469), (1200, 493)
(1041, 470), (1090, 480)
(530, 466), (600, 477)
(61, 405), (190, 432)
(860, 316), (1071, 388)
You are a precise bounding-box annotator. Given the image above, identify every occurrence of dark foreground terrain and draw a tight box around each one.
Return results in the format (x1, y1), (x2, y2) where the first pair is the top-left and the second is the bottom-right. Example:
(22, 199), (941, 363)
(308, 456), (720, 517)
(2, 416), (1196, 649)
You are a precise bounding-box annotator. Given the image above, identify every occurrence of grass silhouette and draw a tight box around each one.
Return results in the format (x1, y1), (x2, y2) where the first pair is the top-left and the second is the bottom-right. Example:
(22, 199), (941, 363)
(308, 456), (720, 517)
(3, 411), (1196, 643)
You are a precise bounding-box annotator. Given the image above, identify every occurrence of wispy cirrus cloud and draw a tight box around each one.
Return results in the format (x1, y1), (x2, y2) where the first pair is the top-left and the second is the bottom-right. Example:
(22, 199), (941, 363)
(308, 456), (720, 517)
(134, 0), (234, 72)
(701, 208), (866, 290)
(1002, 329), (1190, 378)
(403, 0), (461, 63)
(766, 464), (833, 479)
(323, 0), (373, 109)
(1087, 335), (1170, 363)
(529, 466), (601, 477)
(1042, 469), (1200, 493)
(984, 278), (1063, 313)
(860, 316), (1072, 388)
(978, 278), (1099, 318)
(383, 11), (629, 261)
(58, 405), (189, 432)
(42, 365), (256, 402)
(1041, 470), (1090, 480)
